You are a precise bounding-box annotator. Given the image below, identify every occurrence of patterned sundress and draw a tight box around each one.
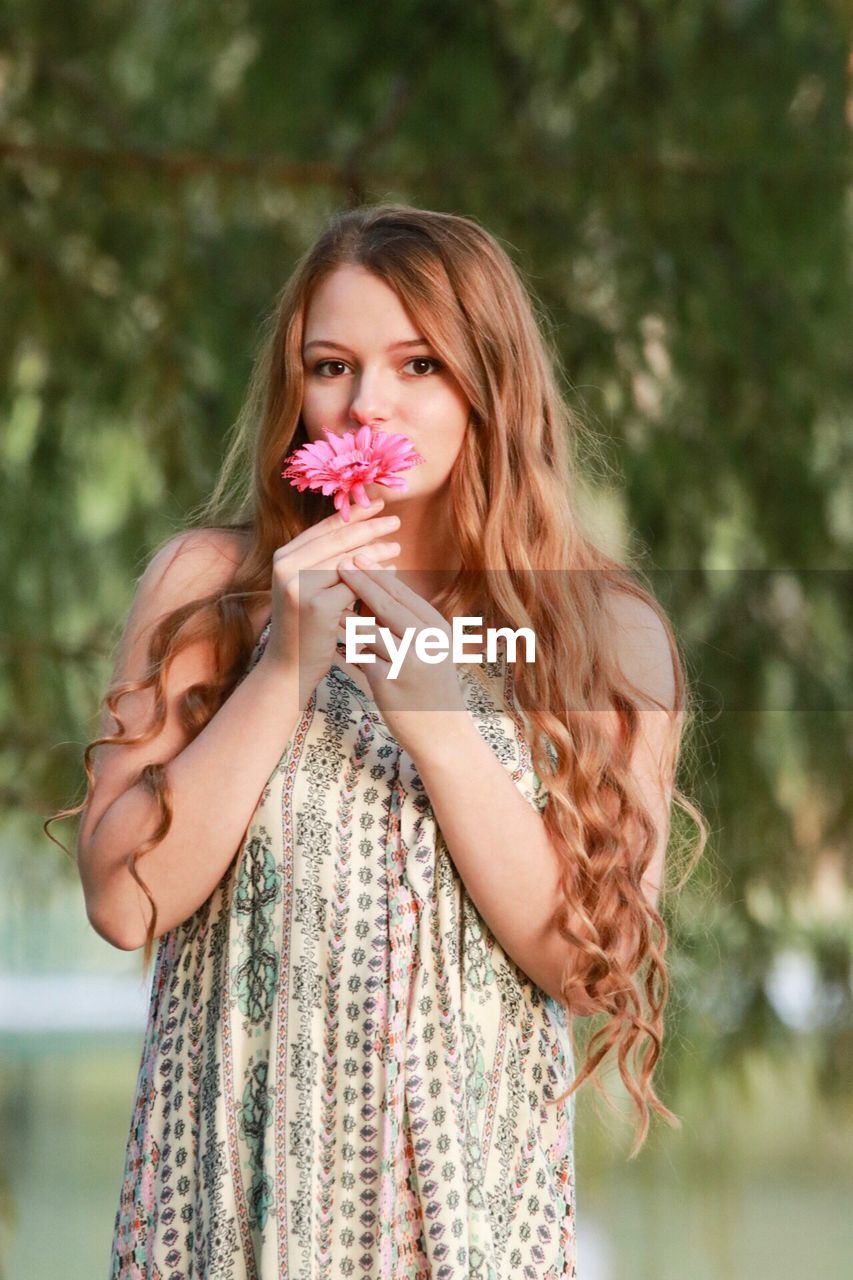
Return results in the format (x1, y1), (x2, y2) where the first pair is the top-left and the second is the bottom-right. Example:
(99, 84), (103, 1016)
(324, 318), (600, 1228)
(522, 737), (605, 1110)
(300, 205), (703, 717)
(109, 620), (578, 1279)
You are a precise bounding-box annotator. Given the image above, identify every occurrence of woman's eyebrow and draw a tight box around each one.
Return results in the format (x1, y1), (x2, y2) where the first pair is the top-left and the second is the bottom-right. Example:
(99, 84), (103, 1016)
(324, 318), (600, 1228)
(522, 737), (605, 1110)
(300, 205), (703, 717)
(303, 338), (431, 353)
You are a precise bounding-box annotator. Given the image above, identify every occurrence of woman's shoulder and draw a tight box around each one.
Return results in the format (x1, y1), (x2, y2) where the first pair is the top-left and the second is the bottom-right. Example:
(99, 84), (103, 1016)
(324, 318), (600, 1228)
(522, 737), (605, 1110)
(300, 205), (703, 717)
(135, 525), (259, 629)
(145, 525), (251, 586)
(599, 583), (679, 716)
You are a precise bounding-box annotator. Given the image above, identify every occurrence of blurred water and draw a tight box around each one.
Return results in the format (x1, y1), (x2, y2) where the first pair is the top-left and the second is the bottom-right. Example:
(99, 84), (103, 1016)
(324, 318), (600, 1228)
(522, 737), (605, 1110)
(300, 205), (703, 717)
(0, 974), (150, 1032)
(1, 1027), (850, 1280)
(1, 878), (850, 1278)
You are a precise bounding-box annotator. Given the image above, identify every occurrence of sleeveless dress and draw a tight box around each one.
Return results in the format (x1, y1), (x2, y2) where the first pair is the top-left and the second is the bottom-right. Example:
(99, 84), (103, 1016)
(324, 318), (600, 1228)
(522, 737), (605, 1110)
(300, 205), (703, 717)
(109, 621), (579, 1279)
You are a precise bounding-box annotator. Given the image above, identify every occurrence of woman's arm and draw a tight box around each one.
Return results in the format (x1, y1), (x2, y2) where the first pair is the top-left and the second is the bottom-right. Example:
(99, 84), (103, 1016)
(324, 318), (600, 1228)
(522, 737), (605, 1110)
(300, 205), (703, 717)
(409, 712), (570, 1002)
(80, 652), (303, 950)
(406, 595), (680, 1011)
(77, 532), (302, 951)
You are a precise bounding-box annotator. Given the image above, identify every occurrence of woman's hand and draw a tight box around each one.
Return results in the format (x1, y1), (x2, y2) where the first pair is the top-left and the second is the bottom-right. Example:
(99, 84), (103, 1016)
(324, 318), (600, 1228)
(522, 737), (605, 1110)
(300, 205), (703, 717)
(336, 556), (469, 754)
(264, 498), (401, 691)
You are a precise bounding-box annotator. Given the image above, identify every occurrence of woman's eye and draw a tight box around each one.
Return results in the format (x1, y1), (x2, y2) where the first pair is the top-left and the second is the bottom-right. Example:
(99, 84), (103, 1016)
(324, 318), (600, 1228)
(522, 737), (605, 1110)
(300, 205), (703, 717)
(404, 357), (443, 376)
(312, 357), (442, 377)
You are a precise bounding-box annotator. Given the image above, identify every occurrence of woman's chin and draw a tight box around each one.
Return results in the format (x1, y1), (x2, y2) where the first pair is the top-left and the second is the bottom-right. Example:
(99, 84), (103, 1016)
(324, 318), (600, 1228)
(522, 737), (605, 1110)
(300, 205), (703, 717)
(367, 484), (405, 506)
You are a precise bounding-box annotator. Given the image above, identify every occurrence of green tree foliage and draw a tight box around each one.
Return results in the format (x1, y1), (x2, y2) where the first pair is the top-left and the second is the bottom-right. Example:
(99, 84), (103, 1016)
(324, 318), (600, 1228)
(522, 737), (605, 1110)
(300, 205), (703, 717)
(1, 0), (850, 1096)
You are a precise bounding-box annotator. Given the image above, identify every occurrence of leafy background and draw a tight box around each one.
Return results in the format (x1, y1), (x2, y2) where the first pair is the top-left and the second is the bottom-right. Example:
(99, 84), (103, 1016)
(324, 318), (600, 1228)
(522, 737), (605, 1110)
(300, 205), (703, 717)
(1, 2), (851, 1276)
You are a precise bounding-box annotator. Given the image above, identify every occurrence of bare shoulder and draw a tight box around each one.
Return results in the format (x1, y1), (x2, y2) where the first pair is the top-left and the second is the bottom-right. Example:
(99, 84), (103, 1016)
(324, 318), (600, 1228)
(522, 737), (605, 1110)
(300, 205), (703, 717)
(600, 586), (678, 715)
(78, 527), (257, 861)
(117, 526), (260, 659)
(143, 526), (251, 593)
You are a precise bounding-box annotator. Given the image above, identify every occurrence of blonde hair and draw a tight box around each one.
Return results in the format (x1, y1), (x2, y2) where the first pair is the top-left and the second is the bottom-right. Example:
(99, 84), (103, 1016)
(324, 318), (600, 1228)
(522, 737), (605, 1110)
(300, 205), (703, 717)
(47, 202), (707, 1157)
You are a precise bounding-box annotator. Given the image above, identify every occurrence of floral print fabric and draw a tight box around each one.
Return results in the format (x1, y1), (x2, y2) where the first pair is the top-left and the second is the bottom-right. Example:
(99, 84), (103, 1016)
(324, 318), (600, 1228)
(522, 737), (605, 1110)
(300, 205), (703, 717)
(109, 623), (578, 1278)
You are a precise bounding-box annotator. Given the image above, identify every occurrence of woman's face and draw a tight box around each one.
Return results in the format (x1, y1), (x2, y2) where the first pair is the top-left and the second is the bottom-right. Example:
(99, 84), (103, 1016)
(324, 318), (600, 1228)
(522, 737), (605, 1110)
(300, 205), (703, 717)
(300, 264), (471, 504)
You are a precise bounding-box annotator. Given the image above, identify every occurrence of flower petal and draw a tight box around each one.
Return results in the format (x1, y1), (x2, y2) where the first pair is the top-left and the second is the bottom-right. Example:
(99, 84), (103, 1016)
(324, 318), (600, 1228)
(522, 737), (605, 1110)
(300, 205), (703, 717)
(282, 426), (423, 513)
(323, 428), (350, 456)
(333, 489), (352, 521)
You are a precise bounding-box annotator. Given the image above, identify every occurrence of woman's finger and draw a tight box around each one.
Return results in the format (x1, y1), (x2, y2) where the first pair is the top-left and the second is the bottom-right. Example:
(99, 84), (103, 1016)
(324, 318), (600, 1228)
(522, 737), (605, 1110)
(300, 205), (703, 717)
(341, 560), (443, 630)
(284, 543), (397, 595)
(283, 496), (386, 553)
(279, 505), (397, 565)
(336, 564), (420, 641)
(276, 525), (400, 578)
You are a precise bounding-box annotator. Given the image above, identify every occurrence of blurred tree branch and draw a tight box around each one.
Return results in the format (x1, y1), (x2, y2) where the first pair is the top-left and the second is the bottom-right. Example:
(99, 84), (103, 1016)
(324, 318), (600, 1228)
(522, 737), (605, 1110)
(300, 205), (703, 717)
(2, 138), (850, 183)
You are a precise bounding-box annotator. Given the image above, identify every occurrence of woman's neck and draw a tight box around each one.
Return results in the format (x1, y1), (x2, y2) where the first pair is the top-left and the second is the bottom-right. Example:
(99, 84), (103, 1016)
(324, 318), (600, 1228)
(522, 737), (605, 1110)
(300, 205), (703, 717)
(379, 492), (461, 602)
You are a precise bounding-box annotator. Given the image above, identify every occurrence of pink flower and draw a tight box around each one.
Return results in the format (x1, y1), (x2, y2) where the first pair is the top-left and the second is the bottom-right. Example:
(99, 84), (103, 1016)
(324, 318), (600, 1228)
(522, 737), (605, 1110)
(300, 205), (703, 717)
(281, 425), (424, 522)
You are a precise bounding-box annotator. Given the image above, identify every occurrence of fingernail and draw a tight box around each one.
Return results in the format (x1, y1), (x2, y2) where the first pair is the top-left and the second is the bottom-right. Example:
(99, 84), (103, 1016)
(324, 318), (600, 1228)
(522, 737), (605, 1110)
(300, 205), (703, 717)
(355, 554), (379, 568)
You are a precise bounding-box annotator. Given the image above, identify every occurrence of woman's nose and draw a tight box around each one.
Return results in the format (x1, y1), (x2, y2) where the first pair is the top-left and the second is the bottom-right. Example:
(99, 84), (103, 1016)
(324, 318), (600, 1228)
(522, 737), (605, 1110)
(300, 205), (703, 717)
(349, 372), (390, 426)
(349, 406), (385, 427)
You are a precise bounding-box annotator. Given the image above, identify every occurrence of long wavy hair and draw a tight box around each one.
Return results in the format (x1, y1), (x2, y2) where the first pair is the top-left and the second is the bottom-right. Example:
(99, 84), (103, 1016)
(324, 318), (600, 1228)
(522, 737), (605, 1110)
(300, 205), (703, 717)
(47, 202), (707, 1157)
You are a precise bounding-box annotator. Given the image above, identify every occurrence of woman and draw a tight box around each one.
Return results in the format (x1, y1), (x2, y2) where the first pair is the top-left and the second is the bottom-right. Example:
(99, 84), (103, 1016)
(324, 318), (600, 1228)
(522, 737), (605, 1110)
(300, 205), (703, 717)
(49, 203), (705, 1278)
